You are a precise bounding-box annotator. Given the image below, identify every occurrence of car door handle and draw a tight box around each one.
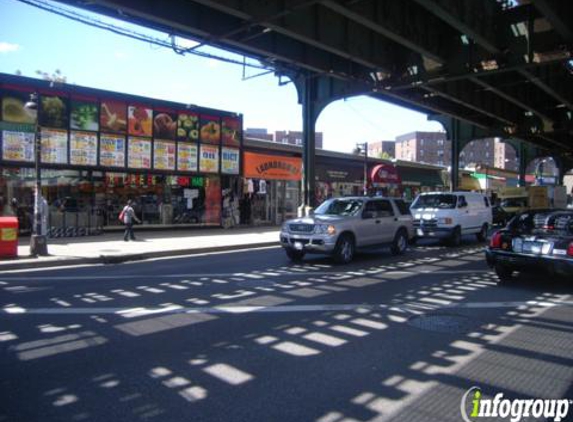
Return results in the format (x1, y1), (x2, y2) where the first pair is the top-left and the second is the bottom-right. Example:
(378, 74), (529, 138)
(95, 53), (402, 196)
(375, 220), (381, 224)
(394, 217), (398, 221)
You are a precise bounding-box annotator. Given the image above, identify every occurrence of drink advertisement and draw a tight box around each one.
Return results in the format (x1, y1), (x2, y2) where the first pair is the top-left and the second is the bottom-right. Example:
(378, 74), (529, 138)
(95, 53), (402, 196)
(128, 105), (153, 137)
(40, 128), (68, 164)
(177, 143), (198, 172)
(70, 131), (97, 166)
(128, 137), (152, 169)
(199, 144), (219, 173)
(1, 130), (34, 162)
(222, 116), (241, 147)
(221, 147), (240, 174)
(100, 133), (126, 168)
(153, 139), (176, 170)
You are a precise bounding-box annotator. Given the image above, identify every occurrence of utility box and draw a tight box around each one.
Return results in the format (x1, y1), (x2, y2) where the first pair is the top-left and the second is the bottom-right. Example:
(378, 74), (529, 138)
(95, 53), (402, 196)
(0, 216), (18, 258)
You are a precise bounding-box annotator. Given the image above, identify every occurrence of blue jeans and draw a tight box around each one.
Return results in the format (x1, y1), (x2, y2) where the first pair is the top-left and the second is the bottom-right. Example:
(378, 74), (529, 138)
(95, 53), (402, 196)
(124, 222), (135, 241)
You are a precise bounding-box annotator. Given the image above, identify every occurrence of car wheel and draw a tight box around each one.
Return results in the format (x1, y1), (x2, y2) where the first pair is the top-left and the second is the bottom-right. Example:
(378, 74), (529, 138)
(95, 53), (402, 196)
(391, 229), (408, 255)
(285, 248), (305, 262)
(448, 226), (462, 247)
(476, 223), (488, 242)
(334, 234), (355, 264)
(494, 265), (513, 284)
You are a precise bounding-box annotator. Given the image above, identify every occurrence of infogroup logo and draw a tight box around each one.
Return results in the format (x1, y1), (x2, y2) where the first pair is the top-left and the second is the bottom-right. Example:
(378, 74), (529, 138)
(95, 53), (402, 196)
(461, 386), (572, 422)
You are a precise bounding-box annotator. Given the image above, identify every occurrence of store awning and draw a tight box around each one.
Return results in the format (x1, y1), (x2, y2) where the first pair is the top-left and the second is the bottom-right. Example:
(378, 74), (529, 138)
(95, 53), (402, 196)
(398, 167), (444, 187)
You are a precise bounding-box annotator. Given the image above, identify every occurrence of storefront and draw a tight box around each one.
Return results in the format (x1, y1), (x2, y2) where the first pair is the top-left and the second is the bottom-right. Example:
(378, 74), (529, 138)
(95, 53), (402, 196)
(370, 162), (401, 197)
(242, 151), (301, 225)
(315, 155), (365, 204)
(0, 73), (242, 235)
(395, 164), (445, 200)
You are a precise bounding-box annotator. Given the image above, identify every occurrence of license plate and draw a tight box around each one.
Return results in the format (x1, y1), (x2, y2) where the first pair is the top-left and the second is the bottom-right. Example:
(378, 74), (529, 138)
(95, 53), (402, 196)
(523, 241), (541, 254)
(294, 241), (303, 250)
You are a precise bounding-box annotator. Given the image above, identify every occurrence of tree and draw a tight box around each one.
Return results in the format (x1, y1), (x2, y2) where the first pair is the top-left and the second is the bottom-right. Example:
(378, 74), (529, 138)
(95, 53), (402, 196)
(36, 69), (67, 84)
(378, 151), (394, 160)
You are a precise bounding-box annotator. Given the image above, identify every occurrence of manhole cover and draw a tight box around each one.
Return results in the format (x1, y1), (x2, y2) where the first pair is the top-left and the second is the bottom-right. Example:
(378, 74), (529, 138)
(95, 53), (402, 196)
(407, 313), (474, 334)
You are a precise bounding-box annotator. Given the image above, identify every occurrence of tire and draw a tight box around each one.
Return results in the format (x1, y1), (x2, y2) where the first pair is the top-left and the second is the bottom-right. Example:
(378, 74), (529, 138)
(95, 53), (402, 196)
(476, 223), (488, 242)
(495, 265), (513, 284)
(333, 234), (355, 264)
(448, 226), (462, 247)
(391, 229), (408, 255)
(286, 248), (305, 262)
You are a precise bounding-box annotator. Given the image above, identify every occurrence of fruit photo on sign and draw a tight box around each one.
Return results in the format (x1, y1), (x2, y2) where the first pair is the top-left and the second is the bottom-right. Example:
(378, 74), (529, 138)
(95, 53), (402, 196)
(1, 91), (37, 124)
(70, 100), (99, 131)
(40, 95), (68, 128)
(222, 116), (240, 146)
(177, 112), (199, 141)
(128, 105), (152, 136)
(200, 116), (221, 144)
(100, 100), (127, 133)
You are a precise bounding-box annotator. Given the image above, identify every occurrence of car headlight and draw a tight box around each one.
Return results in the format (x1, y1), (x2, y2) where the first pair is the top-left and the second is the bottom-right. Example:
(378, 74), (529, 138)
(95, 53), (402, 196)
(438, 217), (453, 225)
(314, 224), (336, 235)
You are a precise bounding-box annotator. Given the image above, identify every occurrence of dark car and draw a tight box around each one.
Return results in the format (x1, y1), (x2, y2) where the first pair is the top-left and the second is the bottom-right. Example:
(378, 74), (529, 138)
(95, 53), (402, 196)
(491, 205), (511, 226)
(485, 209), (573, 283)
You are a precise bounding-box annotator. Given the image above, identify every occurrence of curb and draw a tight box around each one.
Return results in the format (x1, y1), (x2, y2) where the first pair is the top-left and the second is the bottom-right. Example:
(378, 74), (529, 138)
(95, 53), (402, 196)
(0, 241), (280, 271)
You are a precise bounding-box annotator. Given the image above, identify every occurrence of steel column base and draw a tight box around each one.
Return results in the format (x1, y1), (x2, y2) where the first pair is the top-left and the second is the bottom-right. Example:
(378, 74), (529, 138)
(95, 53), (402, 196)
(30, 234), (48, 256)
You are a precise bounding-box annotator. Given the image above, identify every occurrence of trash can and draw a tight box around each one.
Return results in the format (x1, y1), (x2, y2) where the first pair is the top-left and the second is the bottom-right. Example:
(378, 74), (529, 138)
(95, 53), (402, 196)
(0, 216), (19, 258)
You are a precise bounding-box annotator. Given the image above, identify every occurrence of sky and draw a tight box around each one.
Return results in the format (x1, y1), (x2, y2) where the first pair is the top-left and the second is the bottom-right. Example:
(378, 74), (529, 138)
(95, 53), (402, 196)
(0, 0), (443, 153)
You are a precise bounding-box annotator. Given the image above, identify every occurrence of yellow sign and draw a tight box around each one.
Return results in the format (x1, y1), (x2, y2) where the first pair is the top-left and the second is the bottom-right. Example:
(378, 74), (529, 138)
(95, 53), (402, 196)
(1, 228), (17, 241)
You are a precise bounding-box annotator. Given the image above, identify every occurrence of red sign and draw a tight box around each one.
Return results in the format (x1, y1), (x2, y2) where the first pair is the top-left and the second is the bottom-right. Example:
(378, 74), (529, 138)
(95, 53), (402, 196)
(370, 163), (401, 185)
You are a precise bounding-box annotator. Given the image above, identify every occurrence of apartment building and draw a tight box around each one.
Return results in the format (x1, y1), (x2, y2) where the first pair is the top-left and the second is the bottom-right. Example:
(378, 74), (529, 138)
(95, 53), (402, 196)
(368, 140), (395, 158)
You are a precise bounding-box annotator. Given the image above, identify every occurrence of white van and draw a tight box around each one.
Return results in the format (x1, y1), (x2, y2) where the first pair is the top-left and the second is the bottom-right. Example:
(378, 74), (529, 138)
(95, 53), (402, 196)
(410, 191), (492, 246)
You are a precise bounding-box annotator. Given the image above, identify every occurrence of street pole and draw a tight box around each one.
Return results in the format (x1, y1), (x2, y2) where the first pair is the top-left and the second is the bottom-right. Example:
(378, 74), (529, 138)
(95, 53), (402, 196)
(26, 93), (48, 256)
(363, 142), (368, 196)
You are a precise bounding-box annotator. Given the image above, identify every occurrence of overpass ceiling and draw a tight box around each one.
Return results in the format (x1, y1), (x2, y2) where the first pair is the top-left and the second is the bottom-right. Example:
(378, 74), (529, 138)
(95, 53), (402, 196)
(55, 0), (573, 154)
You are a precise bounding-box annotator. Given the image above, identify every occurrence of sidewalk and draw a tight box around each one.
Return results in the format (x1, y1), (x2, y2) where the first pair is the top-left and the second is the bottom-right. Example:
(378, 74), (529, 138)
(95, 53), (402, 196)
(0, 226), (280, 271)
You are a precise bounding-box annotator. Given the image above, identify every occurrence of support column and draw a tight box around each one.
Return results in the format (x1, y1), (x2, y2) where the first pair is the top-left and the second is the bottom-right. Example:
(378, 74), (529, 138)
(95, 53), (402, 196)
(450, 119), (460, 191)
(299, 74), (317, 216)
(518, 142), (527, 187)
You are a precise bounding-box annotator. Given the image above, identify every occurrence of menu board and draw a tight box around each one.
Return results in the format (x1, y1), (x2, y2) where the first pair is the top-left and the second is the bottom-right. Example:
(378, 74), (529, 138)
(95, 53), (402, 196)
(70, 100), (99, 131)
(199, 144), (219, 173)
(100, 100), (127, 133)
(200, 115), (221, 145)
(70, 131), (98, 166)
(39, 95), (69, 129)
(1, 130), (34, 162)
(177, 112), (199, 142)
(100, 133), (126, 168)
(177, 143), (198, 172)
(40, 128), (68, 164)
(153, 110), (177, 139)
(1, 90), (37, 124)
(153, 139), (176, 170)
(221, 147), (240, 175)
(222, 116), (241, 147)
(128, 105), (153, 137)
(128, 137), (151, 169)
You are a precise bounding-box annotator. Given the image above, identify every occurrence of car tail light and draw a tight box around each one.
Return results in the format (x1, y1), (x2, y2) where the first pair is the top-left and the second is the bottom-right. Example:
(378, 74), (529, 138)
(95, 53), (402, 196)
(567, 242), (573, 257)
(490, 231), (503, 249)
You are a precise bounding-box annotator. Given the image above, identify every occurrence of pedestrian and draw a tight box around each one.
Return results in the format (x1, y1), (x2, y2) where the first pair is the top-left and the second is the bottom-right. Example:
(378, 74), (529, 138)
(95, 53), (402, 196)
(120, 199), (141, 241)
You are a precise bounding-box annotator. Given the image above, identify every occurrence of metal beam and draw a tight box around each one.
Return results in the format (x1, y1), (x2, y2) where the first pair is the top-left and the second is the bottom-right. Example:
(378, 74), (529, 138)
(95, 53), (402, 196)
(533, 0), (573, 41)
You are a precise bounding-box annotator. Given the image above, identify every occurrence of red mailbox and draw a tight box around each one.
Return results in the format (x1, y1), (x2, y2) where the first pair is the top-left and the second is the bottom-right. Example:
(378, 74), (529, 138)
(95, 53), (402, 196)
(0, 217), (19, 258)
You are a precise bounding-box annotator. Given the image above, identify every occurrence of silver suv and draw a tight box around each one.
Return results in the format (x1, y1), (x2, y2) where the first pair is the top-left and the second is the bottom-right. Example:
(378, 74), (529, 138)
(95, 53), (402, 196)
(280, 196), (414, 264)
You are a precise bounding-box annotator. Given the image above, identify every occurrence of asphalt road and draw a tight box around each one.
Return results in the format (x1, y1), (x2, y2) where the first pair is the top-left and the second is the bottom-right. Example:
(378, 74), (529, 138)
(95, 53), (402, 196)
(1, 237), (572, 422)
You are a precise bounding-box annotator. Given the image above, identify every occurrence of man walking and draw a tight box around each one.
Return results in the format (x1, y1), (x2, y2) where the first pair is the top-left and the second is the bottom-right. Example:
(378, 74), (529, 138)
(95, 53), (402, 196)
(121, 199), (141, 241)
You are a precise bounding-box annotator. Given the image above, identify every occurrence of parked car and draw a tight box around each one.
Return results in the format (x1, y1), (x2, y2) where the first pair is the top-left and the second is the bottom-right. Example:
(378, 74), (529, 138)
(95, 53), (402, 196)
(280, 196), (414, 264)
(485, 209), (573, 283)
(410, 191), (492, 246)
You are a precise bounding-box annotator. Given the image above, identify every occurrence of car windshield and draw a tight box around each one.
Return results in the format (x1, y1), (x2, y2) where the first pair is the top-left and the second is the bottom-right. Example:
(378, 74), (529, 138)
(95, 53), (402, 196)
(314, 198), (363, 216)
(411, 194), (457, 209)
(508, 210), (573, 235)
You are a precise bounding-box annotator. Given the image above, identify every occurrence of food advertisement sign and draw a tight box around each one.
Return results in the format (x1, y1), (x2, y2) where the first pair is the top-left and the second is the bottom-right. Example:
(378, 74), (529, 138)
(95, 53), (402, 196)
(40, 128), (68, 164)
(200, 115), (221, 145)
(100, 100), (127, 133)
(70, 100), (99, 131)
(1, 90), (37, 124)
(153, 139), (176, 170)
(1, 130), (34, 162)
(222, 116), (241, 147)
(99, 133), (125, 168)
(70, 131), (98, 166)
(128, 137), (152, 169)
(128, 105), (153, 137)
(39, 95), (68, 129)
(199, 144), (219, 173)
(177, 112), (199, 142)
(177, 142), (198, 172)
(153, 110), (177, 139)
(221, 147), (240, 175)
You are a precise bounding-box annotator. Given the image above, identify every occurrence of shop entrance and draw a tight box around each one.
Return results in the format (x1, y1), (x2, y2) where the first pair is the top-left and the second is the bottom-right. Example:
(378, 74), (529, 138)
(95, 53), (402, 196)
(271, 180), (299, 224)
